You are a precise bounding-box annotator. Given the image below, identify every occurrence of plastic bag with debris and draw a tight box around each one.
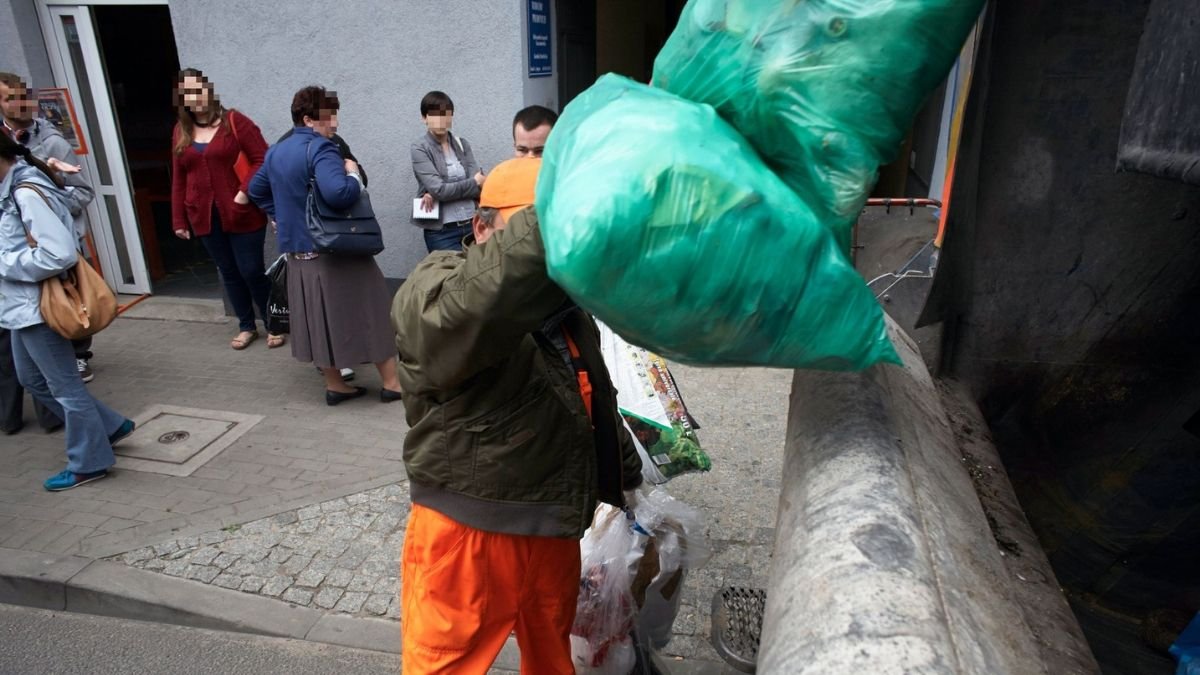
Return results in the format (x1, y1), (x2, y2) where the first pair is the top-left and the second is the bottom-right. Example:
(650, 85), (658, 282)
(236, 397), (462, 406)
(598, 320), (711, 483)
(537, 75), (898, 371)
(571, 487), (711, 673)
(652, 0), (985, 251)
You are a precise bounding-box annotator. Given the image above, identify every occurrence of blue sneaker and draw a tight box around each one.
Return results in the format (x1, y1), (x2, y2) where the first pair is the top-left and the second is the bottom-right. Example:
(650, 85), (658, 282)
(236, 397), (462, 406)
(108, 419), (135, 446)
(44, 469), (108, 492)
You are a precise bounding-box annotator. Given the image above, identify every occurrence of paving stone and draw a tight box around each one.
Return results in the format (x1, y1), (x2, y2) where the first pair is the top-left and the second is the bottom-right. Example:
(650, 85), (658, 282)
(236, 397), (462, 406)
(153, 541), (180, 556)
(187, 565), (220, 583)
(281, 587), (314, 606)
(273, 511), (299, 526)
(283, 553), (313, 576)
(260, 575), (293, 597)
(297, 505), (322, 521)
(346, 493), (369, 506)
(122, 547), (155, 564)
(212, 573), (242, 590)
(320, 499), (349, 514)
(162, 559), (190, 577)
(142, 558), (166, 571)
(347, 574), (375, 593)
(268, 547), (293, 564)
(176, 536), (200, 550)
(296, 519), (320, 534)
(190, 547), (220, 566)
(199, 531), (228, 546)
(364, 593), (392, 616)
(324, 568), (353, 588)
(315, 587), (344, 609)
(295, 567), (328, 588)
(349, 512), (378, 529)
(240, 576), (266, 593)
(334, 591), (368, 613)
(242, 548), (270, 563)
(212, 552), (240, 570)
(166, 549), (191, 561)
(373, 577), (399, 594)
(385, 595), (401, 619)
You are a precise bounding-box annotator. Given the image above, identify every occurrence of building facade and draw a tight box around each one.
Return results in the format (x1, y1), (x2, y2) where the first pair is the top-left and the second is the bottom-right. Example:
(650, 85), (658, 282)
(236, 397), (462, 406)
(2, 0), (562, 292)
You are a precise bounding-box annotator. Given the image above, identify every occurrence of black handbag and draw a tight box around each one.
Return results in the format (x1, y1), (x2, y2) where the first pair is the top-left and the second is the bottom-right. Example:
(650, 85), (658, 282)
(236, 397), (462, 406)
(304, 141), (384, 255)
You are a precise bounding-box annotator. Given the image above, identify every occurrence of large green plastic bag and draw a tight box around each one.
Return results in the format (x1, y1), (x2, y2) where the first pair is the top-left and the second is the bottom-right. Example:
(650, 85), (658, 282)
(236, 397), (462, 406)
(653, 0), (984, 250)
(536, 75), (898, 370)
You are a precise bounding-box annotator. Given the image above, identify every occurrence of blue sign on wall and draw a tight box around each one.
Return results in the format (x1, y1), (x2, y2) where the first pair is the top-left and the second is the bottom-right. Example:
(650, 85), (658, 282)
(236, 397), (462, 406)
(528, 0), (552, 77)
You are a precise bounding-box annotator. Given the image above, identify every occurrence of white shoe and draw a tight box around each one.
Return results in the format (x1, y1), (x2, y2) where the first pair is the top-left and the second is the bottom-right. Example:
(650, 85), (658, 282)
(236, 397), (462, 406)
(77, 359), (94, 383)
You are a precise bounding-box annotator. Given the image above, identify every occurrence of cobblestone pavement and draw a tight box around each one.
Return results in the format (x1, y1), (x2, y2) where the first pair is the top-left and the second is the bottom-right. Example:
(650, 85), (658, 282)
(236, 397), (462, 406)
(116, 484), (410, 620)
(111, 363), (793, 666)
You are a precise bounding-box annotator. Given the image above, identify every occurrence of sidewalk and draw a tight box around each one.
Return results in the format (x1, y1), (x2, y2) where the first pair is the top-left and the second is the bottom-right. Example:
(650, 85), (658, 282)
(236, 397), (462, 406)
(0, 305), (790, 670)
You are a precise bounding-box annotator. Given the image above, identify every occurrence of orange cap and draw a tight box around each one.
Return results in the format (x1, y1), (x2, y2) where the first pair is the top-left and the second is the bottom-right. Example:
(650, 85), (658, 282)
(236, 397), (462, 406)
(479, 157), (541, 222)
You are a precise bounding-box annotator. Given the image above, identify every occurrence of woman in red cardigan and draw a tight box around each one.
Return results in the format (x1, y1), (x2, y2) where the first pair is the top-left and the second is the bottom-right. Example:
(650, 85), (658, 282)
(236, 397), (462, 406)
(171, 68), (281, 349)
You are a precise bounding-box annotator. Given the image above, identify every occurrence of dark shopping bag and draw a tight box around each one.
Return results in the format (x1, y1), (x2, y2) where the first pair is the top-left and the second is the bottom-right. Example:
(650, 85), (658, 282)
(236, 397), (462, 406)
(266, 254), (289, 335)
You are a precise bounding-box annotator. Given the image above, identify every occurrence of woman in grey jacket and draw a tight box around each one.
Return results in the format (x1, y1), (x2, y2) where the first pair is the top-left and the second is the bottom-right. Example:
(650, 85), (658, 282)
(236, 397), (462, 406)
(410, 91), (484, 252)
(0, 134), (133, 491)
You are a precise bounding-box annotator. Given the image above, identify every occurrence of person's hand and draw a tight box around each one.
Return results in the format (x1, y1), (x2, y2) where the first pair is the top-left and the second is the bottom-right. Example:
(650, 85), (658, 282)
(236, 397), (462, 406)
(233, 190), (250, 205)
(473, 170), (485, 187)
(46, 158), (82, 174)
(420, 193), (435, 213)
(174, 229), (191, 240)
(344, 158), (359, 174)
(269, 219), (278, 234)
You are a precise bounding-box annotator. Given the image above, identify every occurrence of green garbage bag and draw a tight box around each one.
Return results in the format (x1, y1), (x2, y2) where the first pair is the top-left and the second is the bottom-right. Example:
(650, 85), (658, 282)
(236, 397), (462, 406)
(536, 75), (898, 371)
(653, 0), (985, 250)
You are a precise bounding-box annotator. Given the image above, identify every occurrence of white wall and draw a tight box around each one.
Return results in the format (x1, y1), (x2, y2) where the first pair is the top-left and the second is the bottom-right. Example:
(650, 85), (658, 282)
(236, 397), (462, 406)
(168, 0), (528, 278)
(1, 0), (54, 87)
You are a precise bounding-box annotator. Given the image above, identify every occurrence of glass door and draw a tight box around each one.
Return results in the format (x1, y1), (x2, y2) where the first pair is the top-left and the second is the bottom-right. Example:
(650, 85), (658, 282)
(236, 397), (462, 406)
(39, 5), (150, 294)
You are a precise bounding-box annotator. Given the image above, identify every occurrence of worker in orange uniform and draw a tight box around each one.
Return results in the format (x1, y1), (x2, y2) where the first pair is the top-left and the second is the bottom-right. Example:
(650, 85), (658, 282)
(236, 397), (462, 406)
(390, 157), (644, 674)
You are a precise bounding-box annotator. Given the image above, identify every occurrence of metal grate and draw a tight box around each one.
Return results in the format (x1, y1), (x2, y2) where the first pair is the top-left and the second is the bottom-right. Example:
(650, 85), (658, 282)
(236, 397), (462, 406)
(710, 586), (766, 673)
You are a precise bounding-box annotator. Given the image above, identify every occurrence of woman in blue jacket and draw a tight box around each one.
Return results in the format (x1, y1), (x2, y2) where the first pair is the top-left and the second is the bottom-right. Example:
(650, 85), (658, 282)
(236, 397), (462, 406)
(0, 134), (133, 491)
(248, 86), (402, 406)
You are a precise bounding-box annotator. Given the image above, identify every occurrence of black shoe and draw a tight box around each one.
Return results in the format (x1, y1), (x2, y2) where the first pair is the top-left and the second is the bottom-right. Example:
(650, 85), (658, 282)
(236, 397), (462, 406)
(326, 386), (367, 407)
(380, 388), (403, 403)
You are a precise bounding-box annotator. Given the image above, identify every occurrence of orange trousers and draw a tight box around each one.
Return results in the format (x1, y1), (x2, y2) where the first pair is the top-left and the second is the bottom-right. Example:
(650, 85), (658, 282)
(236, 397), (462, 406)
(400, 504), (581, 674)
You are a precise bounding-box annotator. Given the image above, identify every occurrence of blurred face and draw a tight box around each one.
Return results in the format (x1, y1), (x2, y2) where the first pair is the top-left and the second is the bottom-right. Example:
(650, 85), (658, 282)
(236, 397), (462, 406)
(305, 110), (339, 138)
(0, 80), (37, 124)
(513, 123), (552, 158)
(423, 108), (453, 136)
(178, 75), (215, 115)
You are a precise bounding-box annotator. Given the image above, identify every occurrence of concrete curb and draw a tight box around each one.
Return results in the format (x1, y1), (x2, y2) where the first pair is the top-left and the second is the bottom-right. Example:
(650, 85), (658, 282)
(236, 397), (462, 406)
(0, 549), (389, 651)
(0, 547), (523, 670)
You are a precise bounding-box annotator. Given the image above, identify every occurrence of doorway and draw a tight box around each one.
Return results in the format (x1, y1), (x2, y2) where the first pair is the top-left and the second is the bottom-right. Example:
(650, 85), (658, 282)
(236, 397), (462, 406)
(38, 2), (214, 298)
(555, 0), (686, 108)
(90, 5), (216, 298)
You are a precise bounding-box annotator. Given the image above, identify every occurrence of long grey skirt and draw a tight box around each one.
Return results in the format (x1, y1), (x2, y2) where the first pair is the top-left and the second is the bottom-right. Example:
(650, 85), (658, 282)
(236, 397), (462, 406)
(286, 255), (395, 369)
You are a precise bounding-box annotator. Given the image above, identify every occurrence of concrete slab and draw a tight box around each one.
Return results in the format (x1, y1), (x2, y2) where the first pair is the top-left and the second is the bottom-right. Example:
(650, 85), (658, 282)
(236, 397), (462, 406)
(119, 296), (229, 324)
(115, 405), (264, 477)
(0, 547), (92, 611)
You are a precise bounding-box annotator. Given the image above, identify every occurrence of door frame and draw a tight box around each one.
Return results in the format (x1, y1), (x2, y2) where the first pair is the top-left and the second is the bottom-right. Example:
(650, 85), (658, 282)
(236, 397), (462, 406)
(35, 0), (166, 295)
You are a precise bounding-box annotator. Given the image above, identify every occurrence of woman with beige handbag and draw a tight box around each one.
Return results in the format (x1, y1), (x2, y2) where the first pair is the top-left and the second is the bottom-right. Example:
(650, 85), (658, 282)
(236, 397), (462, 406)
(0, 134), (133, 491)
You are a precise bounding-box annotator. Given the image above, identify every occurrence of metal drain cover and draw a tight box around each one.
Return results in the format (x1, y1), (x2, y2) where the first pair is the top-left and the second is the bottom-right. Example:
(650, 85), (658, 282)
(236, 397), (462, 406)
(158, 430), (190, 444)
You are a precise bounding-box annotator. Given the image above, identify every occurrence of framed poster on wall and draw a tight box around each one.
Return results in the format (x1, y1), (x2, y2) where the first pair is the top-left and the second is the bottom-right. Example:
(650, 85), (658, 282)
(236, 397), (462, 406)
(528, 0), (552, 77)
(35, 87), (88, 155)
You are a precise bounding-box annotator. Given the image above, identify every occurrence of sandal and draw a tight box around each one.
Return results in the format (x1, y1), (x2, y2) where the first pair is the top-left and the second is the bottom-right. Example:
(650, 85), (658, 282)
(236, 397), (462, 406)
(266, 333), (287, 349)
(230, 331), (259, 350)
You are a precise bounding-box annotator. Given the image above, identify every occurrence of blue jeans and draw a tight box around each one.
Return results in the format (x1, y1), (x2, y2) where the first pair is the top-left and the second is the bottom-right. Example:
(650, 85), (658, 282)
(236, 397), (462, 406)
(423, 222), (472, 253)
(11, 323), (126, 474)
(201, 212), (270, 332)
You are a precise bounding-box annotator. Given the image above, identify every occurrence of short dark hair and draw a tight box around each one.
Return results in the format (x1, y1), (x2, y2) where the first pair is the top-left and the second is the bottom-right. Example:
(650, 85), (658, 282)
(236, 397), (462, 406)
(0, 72), (26, 90)
(291, 85), (339, 125)
(512, 105), (558, 136)
(420, 91), (454, 117)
